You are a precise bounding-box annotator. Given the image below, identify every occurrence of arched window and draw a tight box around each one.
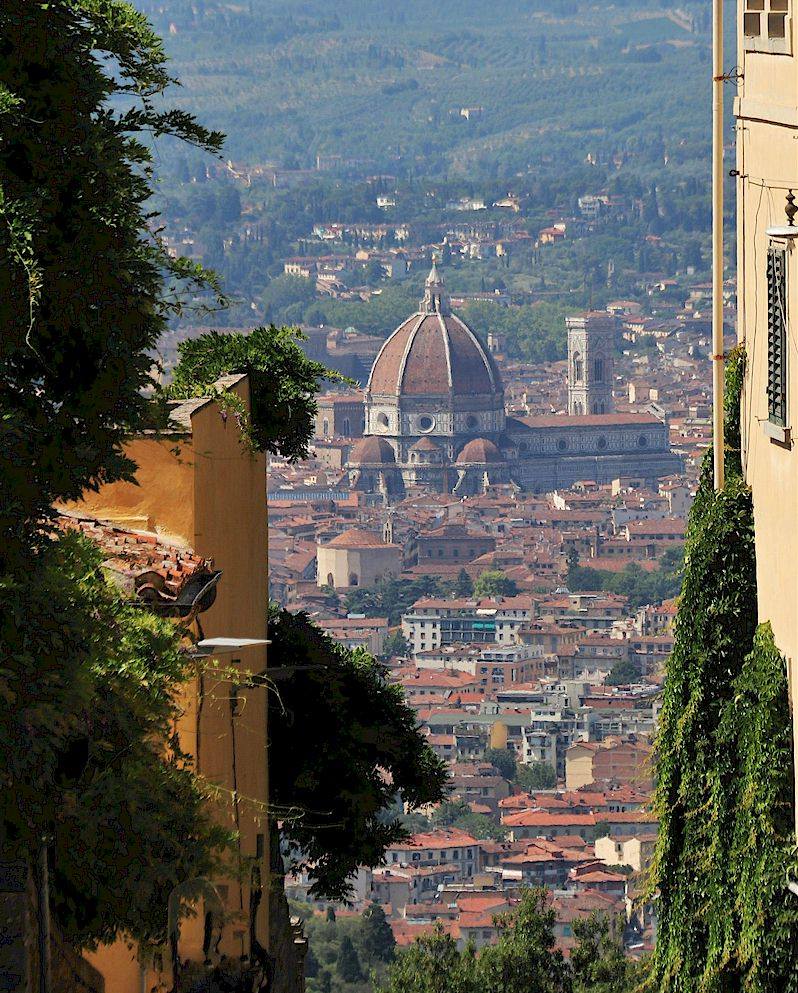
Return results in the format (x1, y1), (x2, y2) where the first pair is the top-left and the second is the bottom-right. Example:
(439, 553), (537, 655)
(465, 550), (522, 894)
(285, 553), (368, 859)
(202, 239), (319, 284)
(322, 418), (329, 437)
(343, 417), (351, 436)
(594, 357), (604, 382)
(349, 573), (360, 587)
(326, 573), (334, 587)
(377, 412), (390, 430)
(573, 353), (583, 382)
(592, 402), (600, 414)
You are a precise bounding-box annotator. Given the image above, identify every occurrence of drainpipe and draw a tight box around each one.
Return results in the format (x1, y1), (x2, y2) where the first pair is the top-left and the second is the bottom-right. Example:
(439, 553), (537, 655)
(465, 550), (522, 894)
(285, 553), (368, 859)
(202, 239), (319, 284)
(712, 0), (726, 490)
(35, 840), (51, 993)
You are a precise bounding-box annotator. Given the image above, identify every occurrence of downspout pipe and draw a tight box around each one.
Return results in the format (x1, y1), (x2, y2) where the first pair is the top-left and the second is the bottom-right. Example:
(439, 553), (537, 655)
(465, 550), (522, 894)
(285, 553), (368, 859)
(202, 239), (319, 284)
(712, 0), (726, 490)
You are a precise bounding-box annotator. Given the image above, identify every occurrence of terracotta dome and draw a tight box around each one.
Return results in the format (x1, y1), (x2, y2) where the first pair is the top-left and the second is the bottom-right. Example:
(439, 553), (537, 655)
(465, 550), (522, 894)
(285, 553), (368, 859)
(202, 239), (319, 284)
(409, 436), (441, 452)
(367, 264), (502, 398)
(349, 436), (396, 465)
(456, 438), (504, 464)
(326, 528), (391, 549)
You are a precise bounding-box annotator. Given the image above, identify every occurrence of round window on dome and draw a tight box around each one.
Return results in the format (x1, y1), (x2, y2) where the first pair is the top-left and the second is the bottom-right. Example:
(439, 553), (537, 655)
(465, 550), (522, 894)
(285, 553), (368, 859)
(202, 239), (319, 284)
(557, 438), (568, 452)
(638, 434), (649, 448)
(466, 414), (478, 430)
(418, 415), (435, 433)
(376, 412), (390, 431)
(597, 436), (608, 451)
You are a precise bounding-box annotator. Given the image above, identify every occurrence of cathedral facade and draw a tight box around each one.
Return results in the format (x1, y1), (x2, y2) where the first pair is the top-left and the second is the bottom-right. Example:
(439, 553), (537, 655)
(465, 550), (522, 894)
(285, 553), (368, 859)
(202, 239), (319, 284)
(347, 267), (682, 499)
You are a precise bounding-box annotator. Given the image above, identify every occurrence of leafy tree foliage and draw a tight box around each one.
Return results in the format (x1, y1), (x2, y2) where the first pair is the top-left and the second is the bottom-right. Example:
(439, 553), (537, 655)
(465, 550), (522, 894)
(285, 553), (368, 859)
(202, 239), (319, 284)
(336, 936), (364, 983)
(605, 657), (643, 686)
(302, 904), (396, 993)
(268, 608), (448, 900)
(0, 0), (223, 561)
(567, 553), (682, 611)
(474, 570), (518, 598)
(479, 889), (570, 993)
(432, 799), (472, 827)
(571, 914), (643, 993)
(454, 568), (475, 597)
(399, 810), (433, 833)
(382, 629), (410, 659)
(380, 893), (643, 993)
(345, 576), (452, 626)
(166, 324), (344, 461)
(451, 813), (507, 842)
(379, 890), (570, 993)
(360, 903), (396, 965)
(378, 924), (476, 993)
(484, 747), (517, 781)
(516, 761), (558, 791)
(431, 799), (506, 841)
(0, 535), (229, 947)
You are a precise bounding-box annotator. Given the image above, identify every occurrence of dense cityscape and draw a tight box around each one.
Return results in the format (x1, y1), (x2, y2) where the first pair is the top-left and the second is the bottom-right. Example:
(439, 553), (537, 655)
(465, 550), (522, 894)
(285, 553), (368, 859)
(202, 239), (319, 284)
(3, 2), (798, 993)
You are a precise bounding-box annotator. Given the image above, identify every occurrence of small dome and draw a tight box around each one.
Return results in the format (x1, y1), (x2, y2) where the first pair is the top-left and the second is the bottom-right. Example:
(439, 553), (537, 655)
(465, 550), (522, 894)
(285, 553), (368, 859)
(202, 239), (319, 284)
(326, 528), (391, 549)
(456, 438), (503, 465)
(349, 436), (396, 465)
(410, 436), (441, 452)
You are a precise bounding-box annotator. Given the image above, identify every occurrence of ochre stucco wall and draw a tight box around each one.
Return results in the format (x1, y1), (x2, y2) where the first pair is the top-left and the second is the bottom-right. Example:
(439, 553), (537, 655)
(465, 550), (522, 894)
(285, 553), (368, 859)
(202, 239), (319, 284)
(736, 25), (798, 825)
(62, 380), (269, 992)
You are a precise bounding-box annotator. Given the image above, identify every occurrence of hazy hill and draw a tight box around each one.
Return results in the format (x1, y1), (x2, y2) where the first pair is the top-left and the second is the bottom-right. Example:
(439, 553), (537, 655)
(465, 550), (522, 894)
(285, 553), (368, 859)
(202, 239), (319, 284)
(139, 0), (718, 178)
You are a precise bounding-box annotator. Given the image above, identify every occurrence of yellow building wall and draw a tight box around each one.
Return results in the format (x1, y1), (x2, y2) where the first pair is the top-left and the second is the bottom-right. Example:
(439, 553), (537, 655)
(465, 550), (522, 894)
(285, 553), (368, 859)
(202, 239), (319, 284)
(565, 749), (594, 790)
(489, 722), (509, 750)
(62, 379), (269, 992)
(736, 15), (798, 825)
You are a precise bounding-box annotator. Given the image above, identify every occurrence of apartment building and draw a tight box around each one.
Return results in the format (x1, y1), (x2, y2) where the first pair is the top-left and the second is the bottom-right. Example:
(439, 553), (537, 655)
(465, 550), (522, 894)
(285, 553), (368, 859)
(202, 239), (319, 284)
(402, 595), (537, 654)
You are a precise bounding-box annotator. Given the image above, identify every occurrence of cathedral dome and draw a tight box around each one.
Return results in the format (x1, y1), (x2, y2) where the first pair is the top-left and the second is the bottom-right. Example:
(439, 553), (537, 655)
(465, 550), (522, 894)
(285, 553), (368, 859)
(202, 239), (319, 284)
(349, 436), (396, 465)
(367, 263), (502, 399)
(456, 438), (503, 464)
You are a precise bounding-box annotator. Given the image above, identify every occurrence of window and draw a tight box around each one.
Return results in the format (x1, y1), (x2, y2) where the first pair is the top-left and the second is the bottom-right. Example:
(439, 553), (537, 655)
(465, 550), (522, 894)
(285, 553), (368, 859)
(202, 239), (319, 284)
(322, 418), (329, 437)
(594, 357), (604, 382)
(744, 0), (791, 52)
(419, 415), (435, 432)
(573, 353), (583, 382)
(767, 247), (788, 428)
(343, 417), (351, 435)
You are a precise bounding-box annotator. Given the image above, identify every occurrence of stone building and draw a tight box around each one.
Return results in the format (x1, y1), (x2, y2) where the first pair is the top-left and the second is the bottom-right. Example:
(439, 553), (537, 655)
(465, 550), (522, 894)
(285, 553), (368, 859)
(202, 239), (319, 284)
(346, 267), (682, 499)
(316, 527), (402, 589)
(315, 391), (365, 440)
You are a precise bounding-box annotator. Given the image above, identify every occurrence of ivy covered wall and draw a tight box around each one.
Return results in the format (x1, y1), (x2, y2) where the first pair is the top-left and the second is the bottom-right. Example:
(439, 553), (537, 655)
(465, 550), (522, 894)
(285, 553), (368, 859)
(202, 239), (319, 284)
(651, 347), (798, 992)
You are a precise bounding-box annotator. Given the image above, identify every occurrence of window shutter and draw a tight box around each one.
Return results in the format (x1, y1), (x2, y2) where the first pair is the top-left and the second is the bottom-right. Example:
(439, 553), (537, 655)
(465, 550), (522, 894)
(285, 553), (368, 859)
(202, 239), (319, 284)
(767, 247), (787, 427)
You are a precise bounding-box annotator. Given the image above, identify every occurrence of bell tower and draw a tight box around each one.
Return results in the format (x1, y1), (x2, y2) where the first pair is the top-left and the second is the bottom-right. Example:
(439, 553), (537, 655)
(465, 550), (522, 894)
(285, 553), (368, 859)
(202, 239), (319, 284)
(567, 313), (616, 416)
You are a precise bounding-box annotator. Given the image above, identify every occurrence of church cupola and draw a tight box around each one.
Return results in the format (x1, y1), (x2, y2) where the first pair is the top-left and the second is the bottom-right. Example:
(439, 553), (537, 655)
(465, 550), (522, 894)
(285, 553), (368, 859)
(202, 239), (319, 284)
(420, 259), (451, 316)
